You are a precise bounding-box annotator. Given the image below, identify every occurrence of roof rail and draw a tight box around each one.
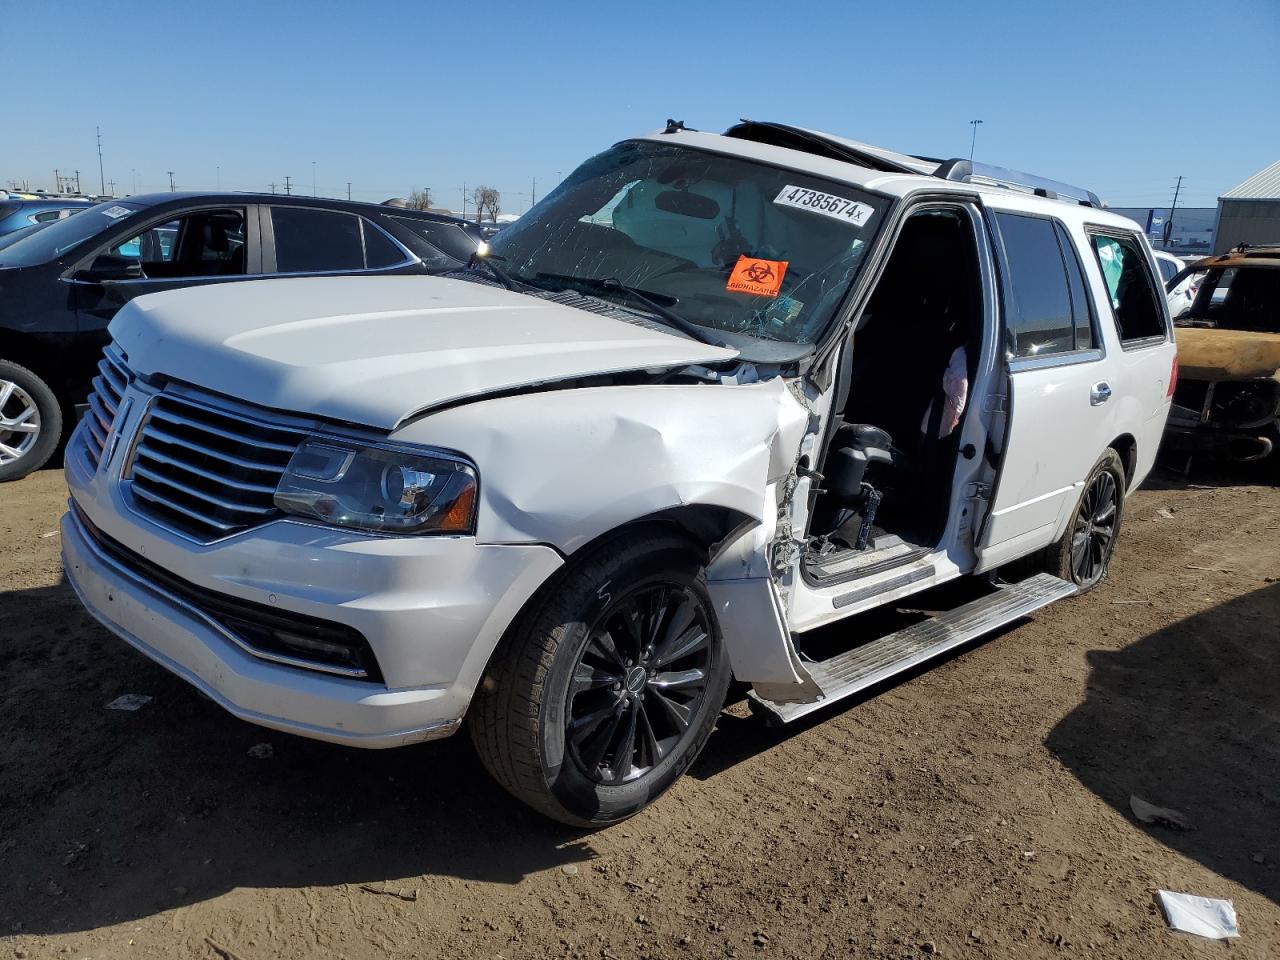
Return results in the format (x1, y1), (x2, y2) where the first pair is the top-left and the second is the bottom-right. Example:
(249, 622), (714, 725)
(934, 159), (1102, 208)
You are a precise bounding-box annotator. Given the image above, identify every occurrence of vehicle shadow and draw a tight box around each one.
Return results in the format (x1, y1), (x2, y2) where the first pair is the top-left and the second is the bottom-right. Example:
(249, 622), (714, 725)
(1045, 582), (1280, 906)
(0, 577), (595, 937)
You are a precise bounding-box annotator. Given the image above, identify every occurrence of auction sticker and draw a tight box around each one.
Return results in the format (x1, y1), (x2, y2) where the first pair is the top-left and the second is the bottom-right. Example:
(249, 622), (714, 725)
(727, 255), (788, 296)
(774, 185), (874, 227)
(101, 205), (132, 220)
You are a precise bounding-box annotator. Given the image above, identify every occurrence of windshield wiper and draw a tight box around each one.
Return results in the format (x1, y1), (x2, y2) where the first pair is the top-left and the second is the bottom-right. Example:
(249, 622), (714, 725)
(533, 272), (730, 348)
(467, 252), (536, 293)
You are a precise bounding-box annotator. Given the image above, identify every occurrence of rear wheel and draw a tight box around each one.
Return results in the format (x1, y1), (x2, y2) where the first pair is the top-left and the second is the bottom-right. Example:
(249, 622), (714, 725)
(1027, 448), (1126, 592)
(0, 360), (62, 482)
(470, 529), (731, 826)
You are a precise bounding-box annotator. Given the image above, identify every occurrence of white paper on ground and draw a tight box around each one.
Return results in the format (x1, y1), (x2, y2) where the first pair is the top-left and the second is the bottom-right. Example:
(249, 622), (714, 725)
(1157, 890), (1239, 939)
(105, 694), (153, 711)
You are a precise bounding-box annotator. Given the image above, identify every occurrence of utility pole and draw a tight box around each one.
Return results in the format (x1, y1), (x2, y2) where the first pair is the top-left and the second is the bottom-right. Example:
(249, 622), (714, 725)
(531, 176), (537, 208)
(96, 126), (105, 195)
(216, 165), (221, 190)
(269, 182), (277, 195)
(346, 181), (352, 201)
(284, 176), (292, 196)
(1163, 175), (1183, 248)
(311, 161), (317, 197)
(461, 181), (467, 219)
(968, 119), (983, 162)
(168, 171), (175, 192)
(132, 168), (138, 194)
(106, 179), (116, 196)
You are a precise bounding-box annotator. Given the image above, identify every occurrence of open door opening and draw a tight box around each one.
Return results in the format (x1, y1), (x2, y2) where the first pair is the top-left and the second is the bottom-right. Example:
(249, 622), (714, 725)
(804, 206), (984, 584)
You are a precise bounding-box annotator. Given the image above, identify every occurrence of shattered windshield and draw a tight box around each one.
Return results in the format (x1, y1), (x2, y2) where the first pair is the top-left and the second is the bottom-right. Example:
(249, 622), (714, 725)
(487, 140), (887, 346)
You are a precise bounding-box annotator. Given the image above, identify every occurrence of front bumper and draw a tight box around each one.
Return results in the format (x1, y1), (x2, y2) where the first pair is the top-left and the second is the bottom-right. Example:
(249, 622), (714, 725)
(63, 431), (564, 748)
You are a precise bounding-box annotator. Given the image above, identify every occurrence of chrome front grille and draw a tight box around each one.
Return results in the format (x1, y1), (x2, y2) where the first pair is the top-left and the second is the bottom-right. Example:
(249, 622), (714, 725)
(82, 344), (132, 469)
(127, 390), (310, 541)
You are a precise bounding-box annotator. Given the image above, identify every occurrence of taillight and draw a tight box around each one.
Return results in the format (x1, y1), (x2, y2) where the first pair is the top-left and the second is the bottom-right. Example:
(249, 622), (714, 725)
(1167, 354), (1178, 398)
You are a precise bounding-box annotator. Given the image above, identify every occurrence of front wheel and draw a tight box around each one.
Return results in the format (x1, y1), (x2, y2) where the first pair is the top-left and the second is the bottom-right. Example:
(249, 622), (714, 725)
(470, 529), (731, 826)
(0, 360), (63, 482)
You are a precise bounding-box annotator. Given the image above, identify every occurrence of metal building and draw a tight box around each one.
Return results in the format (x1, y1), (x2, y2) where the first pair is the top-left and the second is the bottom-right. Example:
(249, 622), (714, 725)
(1213, 159), (1280, 253)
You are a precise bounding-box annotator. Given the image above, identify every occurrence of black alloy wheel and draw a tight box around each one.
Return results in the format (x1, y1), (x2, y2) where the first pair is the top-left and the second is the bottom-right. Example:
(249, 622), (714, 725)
(565, 582), (713, 785)
(1070, 469), (1119, 588)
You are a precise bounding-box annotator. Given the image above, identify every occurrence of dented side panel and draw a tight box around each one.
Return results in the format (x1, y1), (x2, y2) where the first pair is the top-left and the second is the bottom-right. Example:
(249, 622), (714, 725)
(391, 377), (813, 687)
(393, 378), (811, 555)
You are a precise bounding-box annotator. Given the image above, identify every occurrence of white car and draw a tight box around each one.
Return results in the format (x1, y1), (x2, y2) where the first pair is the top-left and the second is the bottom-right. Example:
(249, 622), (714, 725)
(1154, 249), (1199, 318)
(62, 122), (1176, 825)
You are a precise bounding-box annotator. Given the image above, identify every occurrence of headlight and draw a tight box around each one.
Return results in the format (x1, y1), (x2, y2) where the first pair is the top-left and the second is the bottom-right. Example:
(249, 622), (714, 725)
(274, 439), (478, 534)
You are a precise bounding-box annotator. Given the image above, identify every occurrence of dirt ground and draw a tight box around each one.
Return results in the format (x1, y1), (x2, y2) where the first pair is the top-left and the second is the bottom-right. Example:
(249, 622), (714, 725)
(2, 463), (1278, 960)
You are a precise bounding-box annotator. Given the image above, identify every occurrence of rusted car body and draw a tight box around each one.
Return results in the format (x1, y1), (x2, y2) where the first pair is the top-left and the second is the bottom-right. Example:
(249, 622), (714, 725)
(1165, 245), (1280, 464)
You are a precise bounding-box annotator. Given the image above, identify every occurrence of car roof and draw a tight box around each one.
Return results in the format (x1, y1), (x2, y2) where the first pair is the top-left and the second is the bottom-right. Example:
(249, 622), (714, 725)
(119, 191), (475, 226)
(636, 124), (1143, 234)
(1186, 245), (1280, 271)
(4, 196), (97, 208)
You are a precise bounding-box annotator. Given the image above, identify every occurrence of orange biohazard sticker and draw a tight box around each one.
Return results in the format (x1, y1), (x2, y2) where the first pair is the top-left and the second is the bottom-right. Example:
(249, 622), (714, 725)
(726, 255), (788, 296)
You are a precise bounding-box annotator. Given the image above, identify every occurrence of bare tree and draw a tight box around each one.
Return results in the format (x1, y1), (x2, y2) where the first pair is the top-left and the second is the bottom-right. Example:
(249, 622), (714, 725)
(405, 187), (434, 211)
(472, 185), (501, 223)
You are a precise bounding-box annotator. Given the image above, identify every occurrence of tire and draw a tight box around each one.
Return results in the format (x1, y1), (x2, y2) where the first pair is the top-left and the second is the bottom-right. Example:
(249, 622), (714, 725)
(1021, 448), (1126, 593)
(470, 528), (732, 826)
(0, 360), (62, 482)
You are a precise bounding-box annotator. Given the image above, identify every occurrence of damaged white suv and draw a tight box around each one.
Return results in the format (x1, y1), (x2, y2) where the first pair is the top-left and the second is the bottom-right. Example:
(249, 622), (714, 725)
(63, 121), (1176, 824)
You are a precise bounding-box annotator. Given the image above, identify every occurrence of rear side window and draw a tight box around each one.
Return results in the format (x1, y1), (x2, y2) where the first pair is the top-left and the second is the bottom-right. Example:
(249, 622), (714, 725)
(360, 219), (405, 269)
(390, 216), (482, 263)
(1089, 233), (1167, 344)
(1156, 257), (1180, 283)
(996, 213), (1088, 358)
(271, 207), (365, 273)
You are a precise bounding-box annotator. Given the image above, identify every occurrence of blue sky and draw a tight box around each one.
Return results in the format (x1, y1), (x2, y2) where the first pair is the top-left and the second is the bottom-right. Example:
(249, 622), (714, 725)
(5, 0), (1278, 211)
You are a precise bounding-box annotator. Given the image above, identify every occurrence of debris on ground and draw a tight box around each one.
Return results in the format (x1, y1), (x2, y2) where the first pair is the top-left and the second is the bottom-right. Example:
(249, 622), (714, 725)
(1155, 507), (1176, 520)
(1130, 795), (1194, 831)
(359, 883), (418, 902)
(205, 937), (248, 960)
(105, 694), (152, 711)
(246, 743), (274, 760)
(1156, 890), (1239, 939)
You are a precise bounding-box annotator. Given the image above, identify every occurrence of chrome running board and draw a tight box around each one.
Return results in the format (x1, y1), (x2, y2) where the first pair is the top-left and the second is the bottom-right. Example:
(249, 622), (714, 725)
(750, 573), (1076, 724)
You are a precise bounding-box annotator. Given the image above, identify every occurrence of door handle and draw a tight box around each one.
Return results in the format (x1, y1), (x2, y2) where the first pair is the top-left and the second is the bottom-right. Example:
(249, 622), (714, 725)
(1090, 381), (1112, 406)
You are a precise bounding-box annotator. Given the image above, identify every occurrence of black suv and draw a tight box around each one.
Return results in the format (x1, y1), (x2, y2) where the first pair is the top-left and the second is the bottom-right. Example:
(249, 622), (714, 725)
(0, 193), (485, 480)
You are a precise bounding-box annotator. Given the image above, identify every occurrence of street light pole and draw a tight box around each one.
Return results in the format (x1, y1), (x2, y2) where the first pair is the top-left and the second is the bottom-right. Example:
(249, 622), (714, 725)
(968, 119), (983, 162)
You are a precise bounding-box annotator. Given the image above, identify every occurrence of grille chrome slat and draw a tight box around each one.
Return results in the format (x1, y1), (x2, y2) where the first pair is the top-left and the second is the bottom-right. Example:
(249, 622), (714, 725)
(79, 344), (132, 468)
(140, 424), (291, 473)
(147, 406), (300, 452)
(132, 463), (278, 515)
(134, 446), (279, 494)
(130, 484), (240, 532)
(125, 379), (311, 542)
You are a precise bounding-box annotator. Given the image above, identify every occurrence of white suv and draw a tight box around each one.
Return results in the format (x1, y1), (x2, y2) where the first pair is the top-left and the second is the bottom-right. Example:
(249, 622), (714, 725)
(62, 122), (1176, 825)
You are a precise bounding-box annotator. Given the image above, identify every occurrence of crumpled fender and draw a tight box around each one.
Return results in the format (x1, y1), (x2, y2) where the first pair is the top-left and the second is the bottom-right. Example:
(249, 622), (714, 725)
(393, 378), (810, 554)
(393, 377), (815, 688)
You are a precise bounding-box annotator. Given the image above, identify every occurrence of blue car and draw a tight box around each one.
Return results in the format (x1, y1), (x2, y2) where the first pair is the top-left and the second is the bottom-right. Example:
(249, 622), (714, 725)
(0, 197), (97, 237)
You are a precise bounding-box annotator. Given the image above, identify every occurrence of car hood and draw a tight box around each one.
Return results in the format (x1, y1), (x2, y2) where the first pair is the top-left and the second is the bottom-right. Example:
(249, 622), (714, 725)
(1175, 326), (1280, 381)
(110, 275), (738, 429)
